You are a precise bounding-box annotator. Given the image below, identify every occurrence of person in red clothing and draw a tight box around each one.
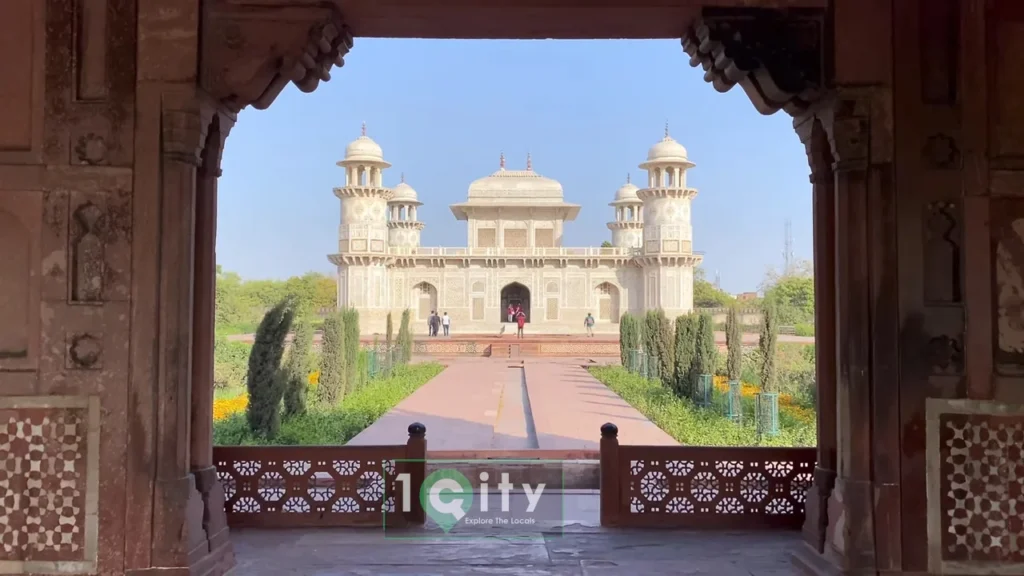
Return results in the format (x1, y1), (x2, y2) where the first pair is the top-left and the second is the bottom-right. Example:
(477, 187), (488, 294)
(515, 310), (526, 339)
(507, 303), (514, 323)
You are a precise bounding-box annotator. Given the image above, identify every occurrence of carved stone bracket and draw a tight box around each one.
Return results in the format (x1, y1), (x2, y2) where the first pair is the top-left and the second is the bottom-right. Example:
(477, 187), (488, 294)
(682, 8), (826, 117)
(201, 0), (353, 113)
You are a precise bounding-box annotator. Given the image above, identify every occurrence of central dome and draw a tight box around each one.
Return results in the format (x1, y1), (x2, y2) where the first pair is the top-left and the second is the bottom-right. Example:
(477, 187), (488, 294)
(467, 155), (563, 202)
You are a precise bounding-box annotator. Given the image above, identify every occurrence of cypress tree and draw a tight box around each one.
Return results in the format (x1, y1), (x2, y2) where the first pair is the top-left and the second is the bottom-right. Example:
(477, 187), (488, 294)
(341, 308), (361, 393)
(619, 313), (638, 367)
(385, 312), (394, 350)
(245, 300), (295, 438)
(317, 313), (346, 405)
(692, 313), (717, 379)
(673, 315), (696, 396)
(759, 301), (779, 392)
(655, 310), (675, 387)
(398, 309), (413, 363)
(726, 305), (743, 381)
(282, 319), (313, 418)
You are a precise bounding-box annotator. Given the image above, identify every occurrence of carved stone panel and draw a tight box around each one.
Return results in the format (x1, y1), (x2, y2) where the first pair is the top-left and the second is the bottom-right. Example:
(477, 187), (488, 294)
(926, 399), (1024, 574)
(0, 396), (100, 574)
(0, 192), (42, 371)
(923, 201), (962, 304)
(989, 12), (1024, 158)
(992, 200), (1024, 375)
(0, 0), (44, 163)
(70, 203), (104, 303)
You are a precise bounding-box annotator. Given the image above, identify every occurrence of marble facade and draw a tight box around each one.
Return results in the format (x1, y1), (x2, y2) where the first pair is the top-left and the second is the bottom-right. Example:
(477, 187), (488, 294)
(329, 128), (702, 334)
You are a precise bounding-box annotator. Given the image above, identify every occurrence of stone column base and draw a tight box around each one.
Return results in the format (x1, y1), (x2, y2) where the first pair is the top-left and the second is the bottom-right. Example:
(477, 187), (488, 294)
(802, 466), (836, 553)
(192, 466), (235, 576)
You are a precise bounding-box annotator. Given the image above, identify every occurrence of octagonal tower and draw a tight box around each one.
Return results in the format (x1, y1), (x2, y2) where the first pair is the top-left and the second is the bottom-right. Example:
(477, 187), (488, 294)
(607, 174), (643, 249)
(635, 126), (703, 315)
(387, 173), (424, 250)
(329, 124), (393, 327)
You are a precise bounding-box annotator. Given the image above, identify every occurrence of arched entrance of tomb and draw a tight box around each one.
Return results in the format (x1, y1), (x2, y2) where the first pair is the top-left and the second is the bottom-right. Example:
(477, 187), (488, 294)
(594, 282), (620, 323)
(500, 282), (531, 323)
(411, 282), (438, 322)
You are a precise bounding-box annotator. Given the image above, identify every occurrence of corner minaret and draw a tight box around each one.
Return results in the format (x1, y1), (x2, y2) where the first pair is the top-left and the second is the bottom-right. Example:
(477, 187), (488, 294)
(329, 124), (393, 315)
(635, 126), (703, 314)
(607, 174), (643, 249)
(388, 173), (425, 250)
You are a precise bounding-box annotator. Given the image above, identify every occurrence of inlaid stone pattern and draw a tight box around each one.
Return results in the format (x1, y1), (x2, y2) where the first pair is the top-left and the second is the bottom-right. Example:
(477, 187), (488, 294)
(0, 398), (99, 574)
(938, 413), (1024, 567)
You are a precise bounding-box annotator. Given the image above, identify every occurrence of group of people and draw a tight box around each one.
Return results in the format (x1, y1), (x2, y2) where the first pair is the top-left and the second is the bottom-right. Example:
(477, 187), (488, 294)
(426, 310), (451, 336)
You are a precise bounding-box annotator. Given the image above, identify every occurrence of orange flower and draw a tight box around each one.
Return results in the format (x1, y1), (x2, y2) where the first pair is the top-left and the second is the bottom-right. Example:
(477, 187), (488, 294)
(308, 371), (320, 387)
(213, 395), (248, 421)
(712, 376), (815, 425)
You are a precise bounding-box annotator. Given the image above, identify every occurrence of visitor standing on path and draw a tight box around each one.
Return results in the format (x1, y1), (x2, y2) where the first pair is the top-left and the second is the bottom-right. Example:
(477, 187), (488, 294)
(442, 312), (451, 336)
(429, 311), (440, 337)
(516, 310), (526, 339)
(584, 313), (595, 337)
(426, 311), (434, 336)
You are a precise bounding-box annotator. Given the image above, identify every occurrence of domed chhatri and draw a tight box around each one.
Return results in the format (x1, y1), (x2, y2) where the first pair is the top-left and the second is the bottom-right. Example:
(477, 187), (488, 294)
(642, 123), (692, 167)
(343, 122), (386, 164)
(390, 173), (419, 203)
(613, 174), (640, 202)
(329, 126), (702, 336)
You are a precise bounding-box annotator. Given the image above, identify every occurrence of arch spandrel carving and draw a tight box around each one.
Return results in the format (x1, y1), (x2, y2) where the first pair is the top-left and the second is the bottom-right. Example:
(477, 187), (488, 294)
(201, 0), (353, 113)
(683, 7), (827, 118)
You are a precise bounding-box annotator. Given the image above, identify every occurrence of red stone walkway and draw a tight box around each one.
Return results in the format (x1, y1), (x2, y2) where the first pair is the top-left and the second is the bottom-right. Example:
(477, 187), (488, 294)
(346, 358), (677, 450)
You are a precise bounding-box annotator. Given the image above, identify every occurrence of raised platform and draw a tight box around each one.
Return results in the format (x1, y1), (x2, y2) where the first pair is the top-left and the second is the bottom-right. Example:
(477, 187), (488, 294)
(362, 334), (622, 358)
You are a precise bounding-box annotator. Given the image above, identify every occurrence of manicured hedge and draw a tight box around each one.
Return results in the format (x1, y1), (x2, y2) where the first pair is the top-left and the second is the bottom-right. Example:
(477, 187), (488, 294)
(588, 365), (815, 447)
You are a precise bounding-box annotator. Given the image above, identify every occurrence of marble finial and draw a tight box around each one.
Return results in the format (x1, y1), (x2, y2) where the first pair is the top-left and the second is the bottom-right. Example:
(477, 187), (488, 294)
(526, 152), (532, 171)
(500, 152), (505, 169)
(400, 172), (405, 183)
(361, 122), (367, 137)
(664, 122), (670, 138)
(626, 173), (631, 184)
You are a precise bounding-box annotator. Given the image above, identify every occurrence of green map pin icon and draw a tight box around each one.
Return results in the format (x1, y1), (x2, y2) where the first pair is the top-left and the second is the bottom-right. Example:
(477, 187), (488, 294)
(421, 469), (473, 533)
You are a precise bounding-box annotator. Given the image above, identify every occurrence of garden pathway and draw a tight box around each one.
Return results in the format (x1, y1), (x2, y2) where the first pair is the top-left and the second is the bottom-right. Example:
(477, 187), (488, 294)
(345, 358), (677, 450)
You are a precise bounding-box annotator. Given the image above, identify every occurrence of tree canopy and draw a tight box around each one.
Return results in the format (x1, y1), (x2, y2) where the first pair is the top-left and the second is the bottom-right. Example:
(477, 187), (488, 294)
(693, 267), (735, 308)
(760, 259), (814, 325)
(216, 266), (336, 333)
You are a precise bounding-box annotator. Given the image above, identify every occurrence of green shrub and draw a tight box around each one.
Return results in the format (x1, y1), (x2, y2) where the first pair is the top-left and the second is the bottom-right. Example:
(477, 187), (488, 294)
(726, 305), (743, 381)
(794, 322), (815, 337)
(672, 315), (696, 396)
(385, 312), (394, 349)
(213, 337), (250, 389)
(759, 300), (779, 393)
(245, 300), (295, 439)
(282, 320), (313, 418)
(214, 362), (445, 446)
(588, 366), (814, 447)
(317, 313), (346, 405)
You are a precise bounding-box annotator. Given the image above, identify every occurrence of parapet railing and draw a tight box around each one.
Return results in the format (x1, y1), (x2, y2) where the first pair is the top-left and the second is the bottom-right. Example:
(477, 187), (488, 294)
(598, 423), (816, 529)
(212, 423), (427, 528)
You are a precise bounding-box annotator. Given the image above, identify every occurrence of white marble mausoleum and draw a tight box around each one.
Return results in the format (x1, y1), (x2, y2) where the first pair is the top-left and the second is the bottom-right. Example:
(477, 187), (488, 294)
(328, 125), (703, 335)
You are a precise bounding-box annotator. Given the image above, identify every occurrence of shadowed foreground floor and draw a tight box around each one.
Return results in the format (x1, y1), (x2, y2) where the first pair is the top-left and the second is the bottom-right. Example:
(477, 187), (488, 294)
(228, 492), (800, 575)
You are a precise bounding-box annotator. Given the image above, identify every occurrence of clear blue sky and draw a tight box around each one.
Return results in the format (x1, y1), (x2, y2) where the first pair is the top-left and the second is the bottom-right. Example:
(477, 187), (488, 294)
(218, 39), (811, 293)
